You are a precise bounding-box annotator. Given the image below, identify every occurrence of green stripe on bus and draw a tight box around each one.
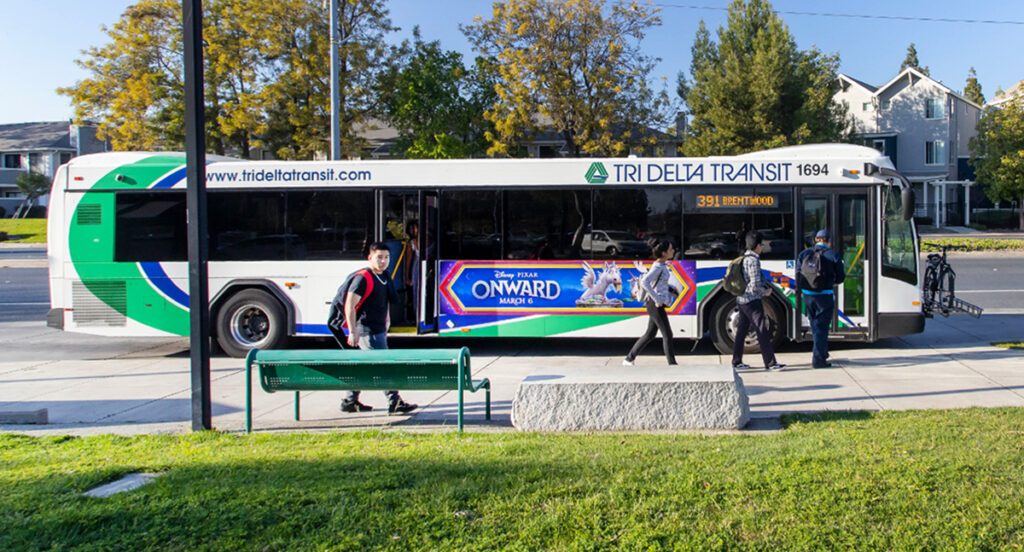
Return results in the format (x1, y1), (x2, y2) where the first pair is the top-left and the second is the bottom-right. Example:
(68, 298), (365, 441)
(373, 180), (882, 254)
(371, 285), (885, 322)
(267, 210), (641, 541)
(69, 156), (190, 336)
(439, 314), (636, 337)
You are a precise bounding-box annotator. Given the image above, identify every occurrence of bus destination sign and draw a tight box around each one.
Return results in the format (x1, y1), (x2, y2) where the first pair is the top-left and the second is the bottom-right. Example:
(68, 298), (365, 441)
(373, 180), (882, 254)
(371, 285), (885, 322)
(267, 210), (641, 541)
(695, 193), (778, 209)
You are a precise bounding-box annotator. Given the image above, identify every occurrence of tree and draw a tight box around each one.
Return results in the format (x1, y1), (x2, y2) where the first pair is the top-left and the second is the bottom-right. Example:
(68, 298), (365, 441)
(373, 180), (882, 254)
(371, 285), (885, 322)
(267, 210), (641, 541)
(899, 43), (929, 76)
(58, 0), (394, 159)
(14, 172), (51, 218)
(964, 67), (985, 105)
(376, 30), (496, 158)
(970, 99), (1024, 230)
(677, 0), (848, 156)
(462, 0), (671, 157)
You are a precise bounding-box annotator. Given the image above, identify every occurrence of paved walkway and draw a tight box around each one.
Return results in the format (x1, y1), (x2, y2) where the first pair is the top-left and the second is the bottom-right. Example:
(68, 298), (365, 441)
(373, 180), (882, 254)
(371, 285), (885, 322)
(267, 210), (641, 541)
(1, 312), (1021, 436)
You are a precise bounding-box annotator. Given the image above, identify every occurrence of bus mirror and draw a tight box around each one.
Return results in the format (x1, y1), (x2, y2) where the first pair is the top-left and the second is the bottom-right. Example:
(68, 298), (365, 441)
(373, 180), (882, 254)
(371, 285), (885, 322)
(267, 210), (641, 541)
(901, 187), (915, 221)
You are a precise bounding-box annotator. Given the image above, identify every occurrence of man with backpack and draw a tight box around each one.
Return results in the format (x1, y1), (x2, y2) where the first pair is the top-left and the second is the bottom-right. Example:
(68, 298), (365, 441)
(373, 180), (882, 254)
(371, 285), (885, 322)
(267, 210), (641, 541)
(732, 231), (785, 372)
(796, 229), (846, 369)
(327, 241), (418, 415)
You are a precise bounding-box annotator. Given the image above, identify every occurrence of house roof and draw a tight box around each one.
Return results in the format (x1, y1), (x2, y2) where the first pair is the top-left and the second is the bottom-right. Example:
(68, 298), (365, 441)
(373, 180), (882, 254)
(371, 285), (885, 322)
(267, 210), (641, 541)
(838, 74), (877, 92)
(988, 79), (1024, 107)
(876, 68), (984, 110)
(839, 68), (984, 111)
(0, 121), (76, 151)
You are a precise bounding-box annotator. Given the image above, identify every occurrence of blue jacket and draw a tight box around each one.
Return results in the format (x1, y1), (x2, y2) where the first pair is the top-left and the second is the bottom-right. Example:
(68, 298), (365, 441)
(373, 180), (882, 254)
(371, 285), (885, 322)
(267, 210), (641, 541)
(796, 244), (845, 294)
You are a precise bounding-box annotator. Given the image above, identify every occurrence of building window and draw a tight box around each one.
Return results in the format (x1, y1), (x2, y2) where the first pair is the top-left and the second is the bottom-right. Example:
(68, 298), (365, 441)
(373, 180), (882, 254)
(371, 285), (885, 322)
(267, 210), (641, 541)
(925, 140), (946, 165)
(925, 98), (945, 119)
(59, 152), (73, 165)
(880, 100), (891, 111)
(862, 102), (874, 112)
(872, 139), (886, 155)
(2, 154), (21, 168)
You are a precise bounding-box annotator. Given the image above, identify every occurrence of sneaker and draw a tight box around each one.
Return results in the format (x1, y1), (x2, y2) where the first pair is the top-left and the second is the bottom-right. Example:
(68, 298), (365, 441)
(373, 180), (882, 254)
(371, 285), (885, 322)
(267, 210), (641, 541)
(388, 399), (418, 415)
(340, 400), (373, 413)
(732, 362), (751, 370)
(622, 359), (634, 366)
(766, 362), (786, 372)
(813, 362), (833, 369)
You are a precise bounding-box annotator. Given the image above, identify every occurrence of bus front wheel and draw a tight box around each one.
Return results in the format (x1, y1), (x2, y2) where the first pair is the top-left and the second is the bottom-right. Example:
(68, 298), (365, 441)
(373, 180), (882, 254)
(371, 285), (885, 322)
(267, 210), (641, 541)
(215, 289), (287, 358)
(711, 295), (785, 356)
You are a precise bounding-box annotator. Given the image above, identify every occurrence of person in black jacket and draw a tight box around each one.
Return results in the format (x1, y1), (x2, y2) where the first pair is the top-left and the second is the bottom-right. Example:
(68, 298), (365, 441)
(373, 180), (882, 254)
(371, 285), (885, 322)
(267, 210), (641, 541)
(796, 229), (846, 368)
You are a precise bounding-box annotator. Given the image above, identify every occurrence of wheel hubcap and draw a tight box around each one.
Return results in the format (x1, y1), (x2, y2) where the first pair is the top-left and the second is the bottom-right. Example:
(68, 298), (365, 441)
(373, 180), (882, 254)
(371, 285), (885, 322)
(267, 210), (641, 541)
(229, 303), (270, 347)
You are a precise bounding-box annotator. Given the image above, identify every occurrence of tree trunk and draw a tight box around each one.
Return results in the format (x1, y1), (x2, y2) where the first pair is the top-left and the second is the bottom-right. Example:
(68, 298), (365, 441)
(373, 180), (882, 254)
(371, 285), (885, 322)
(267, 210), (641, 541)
(1020, 194), (1024, 231)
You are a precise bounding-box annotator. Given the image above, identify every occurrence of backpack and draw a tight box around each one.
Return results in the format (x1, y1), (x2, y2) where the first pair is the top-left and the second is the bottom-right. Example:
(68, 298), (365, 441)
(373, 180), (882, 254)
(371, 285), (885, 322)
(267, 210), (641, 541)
(327, 268), (374, 333)
(635, 266), (665, 304)
(799, 248), (829, 291)
(722, 256), (748, 297)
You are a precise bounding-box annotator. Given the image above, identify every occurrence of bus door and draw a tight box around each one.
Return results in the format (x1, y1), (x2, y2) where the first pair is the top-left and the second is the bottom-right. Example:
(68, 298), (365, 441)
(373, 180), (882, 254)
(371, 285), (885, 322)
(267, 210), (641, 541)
(797, 189), (872, 341)
(380, 191), (421, 331)
(418, 191), (439, 334)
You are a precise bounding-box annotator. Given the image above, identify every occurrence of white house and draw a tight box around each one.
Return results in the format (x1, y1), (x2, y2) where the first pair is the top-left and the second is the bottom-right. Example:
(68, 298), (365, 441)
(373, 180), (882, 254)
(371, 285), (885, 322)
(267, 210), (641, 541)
(835, 68), (983, 226)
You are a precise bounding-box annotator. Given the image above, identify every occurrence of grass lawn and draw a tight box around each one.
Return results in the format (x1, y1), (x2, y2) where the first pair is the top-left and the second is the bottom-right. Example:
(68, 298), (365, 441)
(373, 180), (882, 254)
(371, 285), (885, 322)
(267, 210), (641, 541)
(3, 409), (1024, 551)
(993, 341), (1024, 350)
(0, 218), (46, 243)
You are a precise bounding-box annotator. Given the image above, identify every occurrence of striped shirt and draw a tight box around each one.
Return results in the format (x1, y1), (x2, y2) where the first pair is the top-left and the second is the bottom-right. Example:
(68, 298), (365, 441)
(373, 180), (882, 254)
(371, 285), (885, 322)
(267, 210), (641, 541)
(737, 250), (768, 305)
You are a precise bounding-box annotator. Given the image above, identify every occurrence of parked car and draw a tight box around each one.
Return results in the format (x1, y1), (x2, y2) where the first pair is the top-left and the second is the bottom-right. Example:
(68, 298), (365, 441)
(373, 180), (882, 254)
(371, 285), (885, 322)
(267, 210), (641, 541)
(684, 232), (738, 259)
(581, 230), (648, 256)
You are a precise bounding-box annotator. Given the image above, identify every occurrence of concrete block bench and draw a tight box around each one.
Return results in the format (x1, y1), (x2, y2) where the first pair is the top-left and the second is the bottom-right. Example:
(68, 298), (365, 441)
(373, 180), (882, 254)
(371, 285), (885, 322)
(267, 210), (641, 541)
(511, 365), (749, 431)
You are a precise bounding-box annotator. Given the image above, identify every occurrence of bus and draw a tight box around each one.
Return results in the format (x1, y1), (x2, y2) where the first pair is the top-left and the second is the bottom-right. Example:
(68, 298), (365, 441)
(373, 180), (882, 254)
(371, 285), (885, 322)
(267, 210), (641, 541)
(46, 143), (923, 357)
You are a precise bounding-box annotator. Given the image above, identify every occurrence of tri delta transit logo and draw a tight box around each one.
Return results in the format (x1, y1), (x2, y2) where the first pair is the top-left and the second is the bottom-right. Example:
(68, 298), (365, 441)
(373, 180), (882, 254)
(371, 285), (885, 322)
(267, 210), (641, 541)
(585, 162), (608, 184)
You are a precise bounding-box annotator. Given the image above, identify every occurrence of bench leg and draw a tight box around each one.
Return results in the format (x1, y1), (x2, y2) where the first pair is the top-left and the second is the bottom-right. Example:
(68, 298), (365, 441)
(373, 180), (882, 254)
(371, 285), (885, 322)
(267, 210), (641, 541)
(458, 389), (464, 433)
(245, 362), (252, 433)
(486, 386), (491, 421)
(295, 391), (300, 421)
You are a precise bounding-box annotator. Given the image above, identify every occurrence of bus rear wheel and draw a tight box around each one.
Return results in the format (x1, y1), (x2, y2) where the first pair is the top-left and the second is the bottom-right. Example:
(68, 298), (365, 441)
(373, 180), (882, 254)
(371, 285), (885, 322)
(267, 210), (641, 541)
(710, 295), (785, 357)
(215, 289), (287, 358)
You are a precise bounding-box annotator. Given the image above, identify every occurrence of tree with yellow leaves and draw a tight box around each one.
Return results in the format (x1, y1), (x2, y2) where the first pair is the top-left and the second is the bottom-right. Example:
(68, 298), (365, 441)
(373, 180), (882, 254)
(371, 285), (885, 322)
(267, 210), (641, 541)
(59, 0), (394, 159)
(462, 0), (671, 157)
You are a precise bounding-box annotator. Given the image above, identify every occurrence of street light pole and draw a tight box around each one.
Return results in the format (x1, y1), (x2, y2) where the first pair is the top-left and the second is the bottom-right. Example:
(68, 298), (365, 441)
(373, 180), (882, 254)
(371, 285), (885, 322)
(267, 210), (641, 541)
(330, 0), (340, 160)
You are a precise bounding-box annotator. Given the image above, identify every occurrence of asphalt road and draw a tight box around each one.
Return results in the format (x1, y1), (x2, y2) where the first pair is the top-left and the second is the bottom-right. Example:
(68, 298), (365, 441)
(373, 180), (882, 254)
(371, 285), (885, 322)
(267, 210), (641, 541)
(932, 253), (1024, 313)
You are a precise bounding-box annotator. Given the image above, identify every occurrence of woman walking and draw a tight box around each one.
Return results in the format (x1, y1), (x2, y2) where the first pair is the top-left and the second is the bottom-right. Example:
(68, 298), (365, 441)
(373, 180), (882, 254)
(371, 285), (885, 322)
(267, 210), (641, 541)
(623, 240), (678, 366)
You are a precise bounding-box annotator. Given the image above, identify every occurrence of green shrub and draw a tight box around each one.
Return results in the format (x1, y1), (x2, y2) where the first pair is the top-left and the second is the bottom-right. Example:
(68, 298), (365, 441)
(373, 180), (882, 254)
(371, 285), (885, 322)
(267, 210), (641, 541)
(920, 237), (1024, 251)
(966, 223), (987, 231)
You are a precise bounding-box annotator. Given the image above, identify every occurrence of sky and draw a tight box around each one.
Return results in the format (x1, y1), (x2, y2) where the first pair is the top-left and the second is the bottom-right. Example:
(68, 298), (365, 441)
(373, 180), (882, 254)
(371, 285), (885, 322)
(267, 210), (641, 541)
(2, 0), (1023, 125)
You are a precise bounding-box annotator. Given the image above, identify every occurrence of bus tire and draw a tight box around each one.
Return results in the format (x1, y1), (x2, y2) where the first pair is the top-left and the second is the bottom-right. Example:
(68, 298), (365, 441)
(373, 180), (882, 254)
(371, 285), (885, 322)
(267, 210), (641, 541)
(710, 295), (785, 356)
(215, 289), (287, 358)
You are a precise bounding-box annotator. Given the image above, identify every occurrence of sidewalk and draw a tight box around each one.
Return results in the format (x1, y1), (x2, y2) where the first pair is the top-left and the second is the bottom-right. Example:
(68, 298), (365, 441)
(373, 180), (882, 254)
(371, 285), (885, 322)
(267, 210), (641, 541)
(1, 313), (1021, 436)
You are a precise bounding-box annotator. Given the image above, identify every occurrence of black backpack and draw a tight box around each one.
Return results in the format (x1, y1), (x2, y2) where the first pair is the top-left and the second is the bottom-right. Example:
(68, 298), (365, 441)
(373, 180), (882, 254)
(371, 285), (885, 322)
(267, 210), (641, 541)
(722, 256), (747, 297)
(327, 268), (373, 333)
(799, 248), (829, 291)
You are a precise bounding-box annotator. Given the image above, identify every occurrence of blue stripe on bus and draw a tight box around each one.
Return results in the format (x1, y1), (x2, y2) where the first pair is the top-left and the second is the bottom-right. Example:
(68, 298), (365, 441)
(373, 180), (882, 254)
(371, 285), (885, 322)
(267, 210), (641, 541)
(150, 166), (188, 189)
(296, 323), (331, 335)
(139, 262), (190, 308)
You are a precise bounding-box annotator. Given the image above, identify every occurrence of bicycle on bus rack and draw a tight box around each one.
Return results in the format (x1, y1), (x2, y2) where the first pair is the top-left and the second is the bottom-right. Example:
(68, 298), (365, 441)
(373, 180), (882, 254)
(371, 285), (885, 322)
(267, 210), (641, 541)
(921, 242), (983, 318)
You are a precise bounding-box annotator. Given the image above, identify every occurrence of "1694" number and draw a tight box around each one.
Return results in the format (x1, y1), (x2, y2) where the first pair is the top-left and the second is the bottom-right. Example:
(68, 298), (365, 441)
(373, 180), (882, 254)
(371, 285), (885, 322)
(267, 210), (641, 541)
(797, 163), (829, 176)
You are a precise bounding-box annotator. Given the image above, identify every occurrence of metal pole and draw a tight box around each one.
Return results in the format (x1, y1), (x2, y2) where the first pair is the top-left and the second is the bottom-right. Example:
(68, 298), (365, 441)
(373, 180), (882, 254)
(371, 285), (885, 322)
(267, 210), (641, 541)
(183, 0), (211, 431)
(330, 0), (341, 160)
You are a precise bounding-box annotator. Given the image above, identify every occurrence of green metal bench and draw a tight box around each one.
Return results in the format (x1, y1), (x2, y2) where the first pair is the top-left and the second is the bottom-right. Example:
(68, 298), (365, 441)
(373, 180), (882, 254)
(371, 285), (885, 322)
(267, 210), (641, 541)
(245, 347), (489, 433)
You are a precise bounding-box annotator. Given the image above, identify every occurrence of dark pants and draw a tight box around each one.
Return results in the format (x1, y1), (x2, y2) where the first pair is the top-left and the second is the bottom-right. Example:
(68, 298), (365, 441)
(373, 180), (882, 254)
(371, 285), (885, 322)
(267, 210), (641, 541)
(732, 299), (776, 368)
(803, 293), (834, 367)
(626, 304), (677, 365)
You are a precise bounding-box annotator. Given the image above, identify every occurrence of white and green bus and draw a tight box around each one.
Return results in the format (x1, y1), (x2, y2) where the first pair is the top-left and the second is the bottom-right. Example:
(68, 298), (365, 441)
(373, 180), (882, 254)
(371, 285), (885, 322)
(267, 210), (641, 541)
(47, 143), (923, 357)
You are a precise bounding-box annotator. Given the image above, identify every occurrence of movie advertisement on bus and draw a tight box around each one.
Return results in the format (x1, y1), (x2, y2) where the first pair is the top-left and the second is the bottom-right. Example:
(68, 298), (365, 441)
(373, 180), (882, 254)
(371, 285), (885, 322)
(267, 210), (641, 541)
(438, 260), (697, 317)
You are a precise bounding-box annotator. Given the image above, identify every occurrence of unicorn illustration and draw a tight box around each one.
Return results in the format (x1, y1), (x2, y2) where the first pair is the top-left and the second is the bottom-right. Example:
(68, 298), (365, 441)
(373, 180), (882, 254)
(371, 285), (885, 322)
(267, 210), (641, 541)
(576, 261), (624, 308)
